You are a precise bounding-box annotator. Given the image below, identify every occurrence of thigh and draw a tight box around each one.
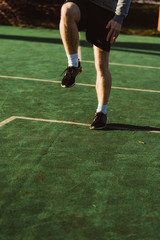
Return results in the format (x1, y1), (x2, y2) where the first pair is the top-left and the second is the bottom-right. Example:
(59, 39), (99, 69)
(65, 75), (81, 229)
(86, 2), (115, 52)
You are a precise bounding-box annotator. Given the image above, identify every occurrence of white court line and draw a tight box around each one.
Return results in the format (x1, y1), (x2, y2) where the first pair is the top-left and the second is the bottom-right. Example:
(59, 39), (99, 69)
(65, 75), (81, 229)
(111, 86), (160, 93)
(78, 46), (82, 61)
(0, 75), (160, 93)
(0, 116), (16, 127)
(15, 116), (90, 127)
(78, 33), (82, 61)
(0, 75), (60, 84)
(0, 116), (90, 128)
(82, 60), (160, 70)
(0, 116), (160, 133)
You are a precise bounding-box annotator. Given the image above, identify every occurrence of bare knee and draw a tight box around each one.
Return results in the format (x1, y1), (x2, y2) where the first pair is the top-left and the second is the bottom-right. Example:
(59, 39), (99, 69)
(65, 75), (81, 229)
(95, 56), (111, 85)
(94, 48), (109, 73)
(60, 3), (80, 23)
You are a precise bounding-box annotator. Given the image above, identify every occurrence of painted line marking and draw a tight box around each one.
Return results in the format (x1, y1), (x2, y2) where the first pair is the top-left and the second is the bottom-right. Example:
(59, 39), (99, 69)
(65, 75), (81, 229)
(15, 116), (90, 127)
(0, 116), (90, 128)
(111, 86), (160, 93)
(0, 75), (60, 84)
(78, 46), (82, 61)
(0, 116), (16, 127)
(0, 116), (160, 133)
(0, 75), (160, 93)
(82, 60), (160, 70)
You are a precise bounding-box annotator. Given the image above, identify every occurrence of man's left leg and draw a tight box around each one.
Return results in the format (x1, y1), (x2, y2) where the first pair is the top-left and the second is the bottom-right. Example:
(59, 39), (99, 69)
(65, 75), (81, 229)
(90, 45), (111, 129)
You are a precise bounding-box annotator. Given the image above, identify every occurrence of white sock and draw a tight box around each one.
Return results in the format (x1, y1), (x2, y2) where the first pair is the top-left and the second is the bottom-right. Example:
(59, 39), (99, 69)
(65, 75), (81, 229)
(96, 103), (108, 115)
(67, 53), (78, 67)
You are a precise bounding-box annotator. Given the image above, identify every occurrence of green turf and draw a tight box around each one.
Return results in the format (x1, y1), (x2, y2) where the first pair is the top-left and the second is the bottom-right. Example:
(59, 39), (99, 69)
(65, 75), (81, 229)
(0, 26), (160, 240)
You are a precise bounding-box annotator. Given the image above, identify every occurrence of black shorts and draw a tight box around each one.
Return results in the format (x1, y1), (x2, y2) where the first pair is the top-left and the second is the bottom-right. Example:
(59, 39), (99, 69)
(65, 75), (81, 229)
(64, 0), (115, 52)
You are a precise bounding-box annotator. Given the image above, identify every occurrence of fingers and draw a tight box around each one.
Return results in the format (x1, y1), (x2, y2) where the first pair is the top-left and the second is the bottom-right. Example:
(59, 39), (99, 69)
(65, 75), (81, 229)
(106, 28), (112, 43)
(106, 21), (112, 42)
(106, 20), (121, 44)
(110, 30), (119, 44)
(107, 28), (119, 44)
(109, 30), (115, 44)
(106, 21), (111, 29)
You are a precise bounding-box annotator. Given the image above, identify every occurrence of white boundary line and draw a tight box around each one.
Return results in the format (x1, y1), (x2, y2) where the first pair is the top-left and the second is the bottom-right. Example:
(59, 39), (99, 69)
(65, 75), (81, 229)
(0, 116), (16, 127)
(0, 116), (90, 128)
(78, 46), (82, 61)
(78, 33), (82, 61)
(0, 75), (160, 93)
(0, 116), (160, 133)
(15, 116), (90, 127)
(0, 75), (60, 83)
(111, 86), (160, 93)
(82, 60), (160, 70)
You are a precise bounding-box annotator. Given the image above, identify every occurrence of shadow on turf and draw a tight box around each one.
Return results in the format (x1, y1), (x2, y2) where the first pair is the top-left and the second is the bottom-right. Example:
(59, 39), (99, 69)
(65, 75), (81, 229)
(102, 123), (160, 132)
(0, 34), (62, 44)
(0, 34), (160, 56)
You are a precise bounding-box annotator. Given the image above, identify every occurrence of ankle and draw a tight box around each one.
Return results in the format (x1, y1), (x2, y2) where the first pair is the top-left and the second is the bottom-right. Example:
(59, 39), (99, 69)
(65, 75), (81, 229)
(96, 103), (108, 115)
(67, 53), (79, 67)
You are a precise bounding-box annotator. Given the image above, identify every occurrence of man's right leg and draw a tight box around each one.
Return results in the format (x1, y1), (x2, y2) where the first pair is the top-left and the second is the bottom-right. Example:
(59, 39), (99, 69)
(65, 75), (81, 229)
(60, 2), (80, 55)
(60, 2), (82, 88)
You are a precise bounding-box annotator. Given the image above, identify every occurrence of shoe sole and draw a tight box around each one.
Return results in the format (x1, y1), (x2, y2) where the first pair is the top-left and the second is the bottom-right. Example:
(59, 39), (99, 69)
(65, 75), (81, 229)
(61, 82), (75, 88)
(89, 125), (107, 130)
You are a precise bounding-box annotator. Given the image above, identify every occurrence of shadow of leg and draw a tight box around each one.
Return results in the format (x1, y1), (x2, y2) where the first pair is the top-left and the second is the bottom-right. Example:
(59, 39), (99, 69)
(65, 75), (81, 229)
(101, 123), (160, 133)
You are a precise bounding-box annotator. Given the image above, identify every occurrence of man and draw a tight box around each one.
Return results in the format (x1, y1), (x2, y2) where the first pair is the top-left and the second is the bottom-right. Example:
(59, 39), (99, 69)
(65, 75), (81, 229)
(59, 0), (131, 129)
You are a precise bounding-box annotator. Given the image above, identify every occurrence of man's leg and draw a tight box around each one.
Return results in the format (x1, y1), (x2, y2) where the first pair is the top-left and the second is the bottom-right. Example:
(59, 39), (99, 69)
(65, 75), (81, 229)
(94, 45), (111, 106)
(60, 2), (82, 87)
(60, 2), (80, 56)
(90, 45), (111, 129)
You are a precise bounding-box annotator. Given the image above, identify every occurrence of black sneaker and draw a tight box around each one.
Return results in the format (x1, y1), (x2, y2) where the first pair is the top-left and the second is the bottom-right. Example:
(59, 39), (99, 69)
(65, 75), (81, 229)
(61, 61), (82, 88)
(90, 112), (108, 130)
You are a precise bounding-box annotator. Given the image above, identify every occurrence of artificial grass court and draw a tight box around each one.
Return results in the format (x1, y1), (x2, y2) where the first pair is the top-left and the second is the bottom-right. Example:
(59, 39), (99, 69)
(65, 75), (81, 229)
(0, 26), (160, 240)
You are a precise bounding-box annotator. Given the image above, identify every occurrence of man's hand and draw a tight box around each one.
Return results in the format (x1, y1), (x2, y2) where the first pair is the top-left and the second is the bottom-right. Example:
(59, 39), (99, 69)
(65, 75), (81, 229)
(106, 19), (122, 44)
